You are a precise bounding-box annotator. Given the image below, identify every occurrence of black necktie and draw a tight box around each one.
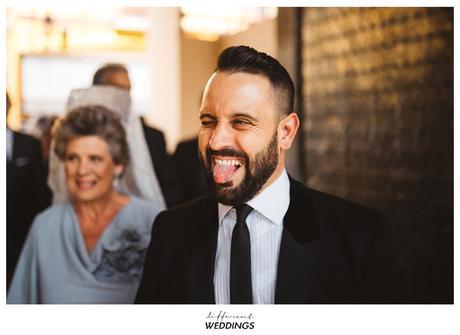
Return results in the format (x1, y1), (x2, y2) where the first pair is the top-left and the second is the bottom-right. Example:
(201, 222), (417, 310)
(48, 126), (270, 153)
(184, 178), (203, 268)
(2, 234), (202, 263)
(230, 204), (253, 304)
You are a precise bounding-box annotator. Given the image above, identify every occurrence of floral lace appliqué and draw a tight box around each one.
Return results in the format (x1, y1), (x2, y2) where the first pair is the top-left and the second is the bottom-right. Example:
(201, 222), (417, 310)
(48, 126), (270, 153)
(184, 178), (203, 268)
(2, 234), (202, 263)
(94, 227), (149, 284)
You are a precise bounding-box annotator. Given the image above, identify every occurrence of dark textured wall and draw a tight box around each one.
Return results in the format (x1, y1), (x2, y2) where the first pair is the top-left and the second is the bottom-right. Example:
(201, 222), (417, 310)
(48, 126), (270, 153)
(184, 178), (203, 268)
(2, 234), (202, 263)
(301, 7), (453, 302)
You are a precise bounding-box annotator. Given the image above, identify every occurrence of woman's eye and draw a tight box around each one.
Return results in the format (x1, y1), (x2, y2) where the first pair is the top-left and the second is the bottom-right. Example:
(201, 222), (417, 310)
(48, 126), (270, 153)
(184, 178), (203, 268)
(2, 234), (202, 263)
(90, 156), (102, 162)
(65, 154), (77, 161)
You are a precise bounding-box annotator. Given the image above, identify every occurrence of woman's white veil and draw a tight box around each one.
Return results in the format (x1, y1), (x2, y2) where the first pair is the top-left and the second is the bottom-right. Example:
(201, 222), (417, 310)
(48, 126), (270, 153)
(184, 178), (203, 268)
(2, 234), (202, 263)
(48, 85), (166, 211)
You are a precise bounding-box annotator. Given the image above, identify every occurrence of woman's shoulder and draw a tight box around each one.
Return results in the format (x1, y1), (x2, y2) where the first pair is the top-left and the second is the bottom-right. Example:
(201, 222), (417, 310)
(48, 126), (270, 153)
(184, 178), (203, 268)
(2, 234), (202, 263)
(28, 202), (71, 237)
(104, 196), (158, 247)
(125, 195), (161, 220)
(35, 202), (69, 219)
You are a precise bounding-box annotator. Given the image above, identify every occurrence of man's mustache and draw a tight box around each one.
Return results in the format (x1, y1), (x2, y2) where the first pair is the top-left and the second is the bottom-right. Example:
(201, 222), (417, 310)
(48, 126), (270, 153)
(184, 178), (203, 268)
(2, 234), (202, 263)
(205, 147), (248, 160)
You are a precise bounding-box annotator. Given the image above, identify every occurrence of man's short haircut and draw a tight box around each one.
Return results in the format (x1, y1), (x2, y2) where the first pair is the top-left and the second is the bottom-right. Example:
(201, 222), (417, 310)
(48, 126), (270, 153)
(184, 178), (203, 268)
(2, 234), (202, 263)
(216, 45), (295, 117)
(53, 105), (129, 167)
(93, 63), (128, 85)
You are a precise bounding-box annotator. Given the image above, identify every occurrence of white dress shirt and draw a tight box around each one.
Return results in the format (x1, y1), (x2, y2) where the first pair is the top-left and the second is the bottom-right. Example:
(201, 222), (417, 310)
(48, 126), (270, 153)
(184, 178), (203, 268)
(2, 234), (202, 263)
(214, 169), (290, 304)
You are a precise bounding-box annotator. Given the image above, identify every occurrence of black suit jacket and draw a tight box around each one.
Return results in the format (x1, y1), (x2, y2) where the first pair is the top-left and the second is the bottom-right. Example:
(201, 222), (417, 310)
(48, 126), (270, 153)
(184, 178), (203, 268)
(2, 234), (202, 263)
(7, 130), (52, 288)
(173, 137), (209, 202)
(141, 119), (183, 207)
(136, 177), (402, 303)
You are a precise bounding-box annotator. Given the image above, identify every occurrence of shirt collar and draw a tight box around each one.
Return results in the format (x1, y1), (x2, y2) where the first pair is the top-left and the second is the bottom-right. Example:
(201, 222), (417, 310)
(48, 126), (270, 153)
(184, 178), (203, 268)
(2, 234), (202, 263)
(218, 169), (290, 226)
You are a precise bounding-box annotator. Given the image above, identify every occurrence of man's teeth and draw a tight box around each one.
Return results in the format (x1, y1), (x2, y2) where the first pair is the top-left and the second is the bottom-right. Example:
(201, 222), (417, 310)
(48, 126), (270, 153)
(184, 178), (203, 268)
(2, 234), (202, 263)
(214, 159), (242, 167)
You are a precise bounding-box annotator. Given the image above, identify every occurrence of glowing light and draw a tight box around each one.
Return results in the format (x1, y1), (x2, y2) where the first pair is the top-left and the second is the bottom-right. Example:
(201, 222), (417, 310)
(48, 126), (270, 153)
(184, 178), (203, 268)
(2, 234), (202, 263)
(180, 7), (277, 41)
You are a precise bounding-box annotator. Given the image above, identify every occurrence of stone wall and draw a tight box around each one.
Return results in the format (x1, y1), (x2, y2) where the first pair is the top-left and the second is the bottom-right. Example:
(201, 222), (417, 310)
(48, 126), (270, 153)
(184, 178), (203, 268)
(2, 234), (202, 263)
(300, 7), (453, 302)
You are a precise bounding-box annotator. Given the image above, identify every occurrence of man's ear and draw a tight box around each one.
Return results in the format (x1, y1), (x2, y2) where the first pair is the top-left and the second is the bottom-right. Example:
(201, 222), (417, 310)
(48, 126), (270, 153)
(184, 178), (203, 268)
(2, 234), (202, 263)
(277, 113), (300, 150)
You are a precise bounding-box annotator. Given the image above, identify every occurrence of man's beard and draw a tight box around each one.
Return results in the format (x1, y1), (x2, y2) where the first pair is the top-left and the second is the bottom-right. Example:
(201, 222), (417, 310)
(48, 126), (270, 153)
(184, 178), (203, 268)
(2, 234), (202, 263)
(199, 132), (279, 206)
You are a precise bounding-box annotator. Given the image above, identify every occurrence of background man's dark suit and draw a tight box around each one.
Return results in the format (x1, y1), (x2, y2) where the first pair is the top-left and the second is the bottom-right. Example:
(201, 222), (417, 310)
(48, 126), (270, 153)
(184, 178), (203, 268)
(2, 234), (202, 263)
(136, 177), (402, 304)
(7, 130), (52, 288)
(140, 118), (183, 207)
(173, 137), (208, 202)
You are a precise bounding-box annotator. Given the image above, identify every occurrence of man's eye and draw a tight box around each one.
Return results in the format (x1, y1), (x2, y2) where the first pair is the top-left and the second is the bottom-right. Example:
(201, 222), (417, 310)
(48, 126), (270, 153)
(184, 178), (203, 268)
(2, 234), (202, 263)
(201, 120), (216, 127)
(233, 119), (251, 127)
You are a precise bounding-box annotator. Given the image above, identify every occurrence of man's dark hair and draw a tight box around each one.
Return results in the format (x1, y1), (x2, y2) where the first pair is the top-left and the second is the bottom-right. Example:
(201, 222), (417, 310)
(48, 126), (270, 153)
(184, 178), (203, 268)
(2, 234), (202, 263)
(216, 45), (294, 117)
(93, 63), (128, 85)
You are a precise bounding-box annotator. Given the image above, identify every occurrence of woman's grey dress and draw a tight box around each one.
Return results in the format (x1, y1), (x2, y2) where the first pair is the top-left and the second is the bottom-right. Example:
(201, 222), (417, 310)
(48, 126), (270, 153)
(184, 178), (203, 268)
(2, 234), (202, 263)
(7, 196), (159, 304)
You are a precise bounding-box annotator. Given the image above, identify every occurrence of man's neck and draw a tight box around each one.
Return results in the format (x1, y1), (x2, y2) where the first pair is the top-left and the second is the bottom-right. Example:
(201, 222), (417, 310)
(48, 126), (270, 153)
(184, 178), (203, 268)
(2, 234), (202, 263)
(252, 163), (285, 199)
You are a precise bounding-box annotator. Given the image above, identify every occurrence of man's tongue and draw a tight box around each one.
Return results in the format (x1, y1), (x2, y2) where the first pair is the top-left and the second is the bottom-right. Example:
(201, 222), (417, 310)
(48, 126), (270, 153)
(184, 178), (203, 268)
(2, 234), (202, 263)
(213, 164), (238, 184)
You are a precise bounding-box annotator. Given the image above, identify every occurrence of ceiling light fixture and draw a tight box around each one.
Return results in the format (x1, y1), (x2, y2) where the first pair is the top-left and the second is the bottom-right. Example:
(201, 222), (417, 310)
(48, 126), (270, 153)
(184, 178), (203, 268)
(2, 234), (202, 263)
(180, 7), (277, 42)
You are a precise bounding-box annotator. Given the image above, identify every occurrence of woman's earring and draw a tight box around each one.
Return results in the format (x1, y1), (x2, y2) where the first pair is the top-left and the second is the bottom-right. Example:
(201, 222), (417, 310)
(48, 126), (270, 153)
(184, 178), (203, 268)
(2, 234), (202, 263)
(113, 174), (121, 188)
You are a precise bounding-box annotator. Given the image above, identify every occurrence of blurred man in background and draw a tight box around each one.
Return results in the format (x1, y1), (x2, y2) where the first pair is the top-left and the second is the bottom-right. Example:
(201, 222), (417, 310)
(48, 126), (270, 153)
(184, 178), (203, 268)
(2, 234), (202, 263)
(173, 136), (208, 202)
(6, 92), (52, 289)
(93, 64), (183, 207)
(173, 91), (209, 202)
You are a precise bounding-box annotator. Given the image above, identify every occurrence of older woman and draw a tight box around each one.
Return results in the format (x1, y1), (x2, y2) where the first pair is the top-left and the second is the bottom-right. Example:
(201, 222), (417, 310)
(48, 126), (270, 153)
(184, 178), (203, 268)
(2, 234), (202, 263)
(50, 85), (166, 210)
(7, 106), (159, 304)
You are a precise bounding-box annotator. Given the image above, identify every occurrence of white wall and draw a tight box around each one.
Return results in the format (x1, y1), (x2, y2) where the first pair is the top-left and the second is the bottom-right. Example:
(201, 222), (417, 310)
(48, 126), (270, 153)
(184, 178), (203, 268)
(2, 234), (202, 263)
(218, 18), (278, 57)
(180, 33), (217, 141)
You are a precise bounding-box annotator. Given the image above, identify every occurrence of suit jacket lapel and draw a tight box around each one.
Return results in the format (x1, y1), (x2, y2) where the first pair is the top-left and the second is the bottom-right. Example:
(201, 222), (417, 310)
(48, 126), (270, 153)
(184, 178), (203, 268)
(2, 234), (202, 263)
(275, 177), (322, 303)
(187, 197), (219, 303)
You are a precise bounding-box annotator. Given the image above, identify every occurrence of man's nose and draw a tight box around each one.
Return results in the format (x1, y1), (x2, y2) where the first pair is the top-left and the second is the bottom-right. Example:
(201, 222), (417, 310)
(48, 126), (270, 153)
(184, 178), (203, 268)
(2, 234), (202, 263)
(208, 123), (233, 150)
